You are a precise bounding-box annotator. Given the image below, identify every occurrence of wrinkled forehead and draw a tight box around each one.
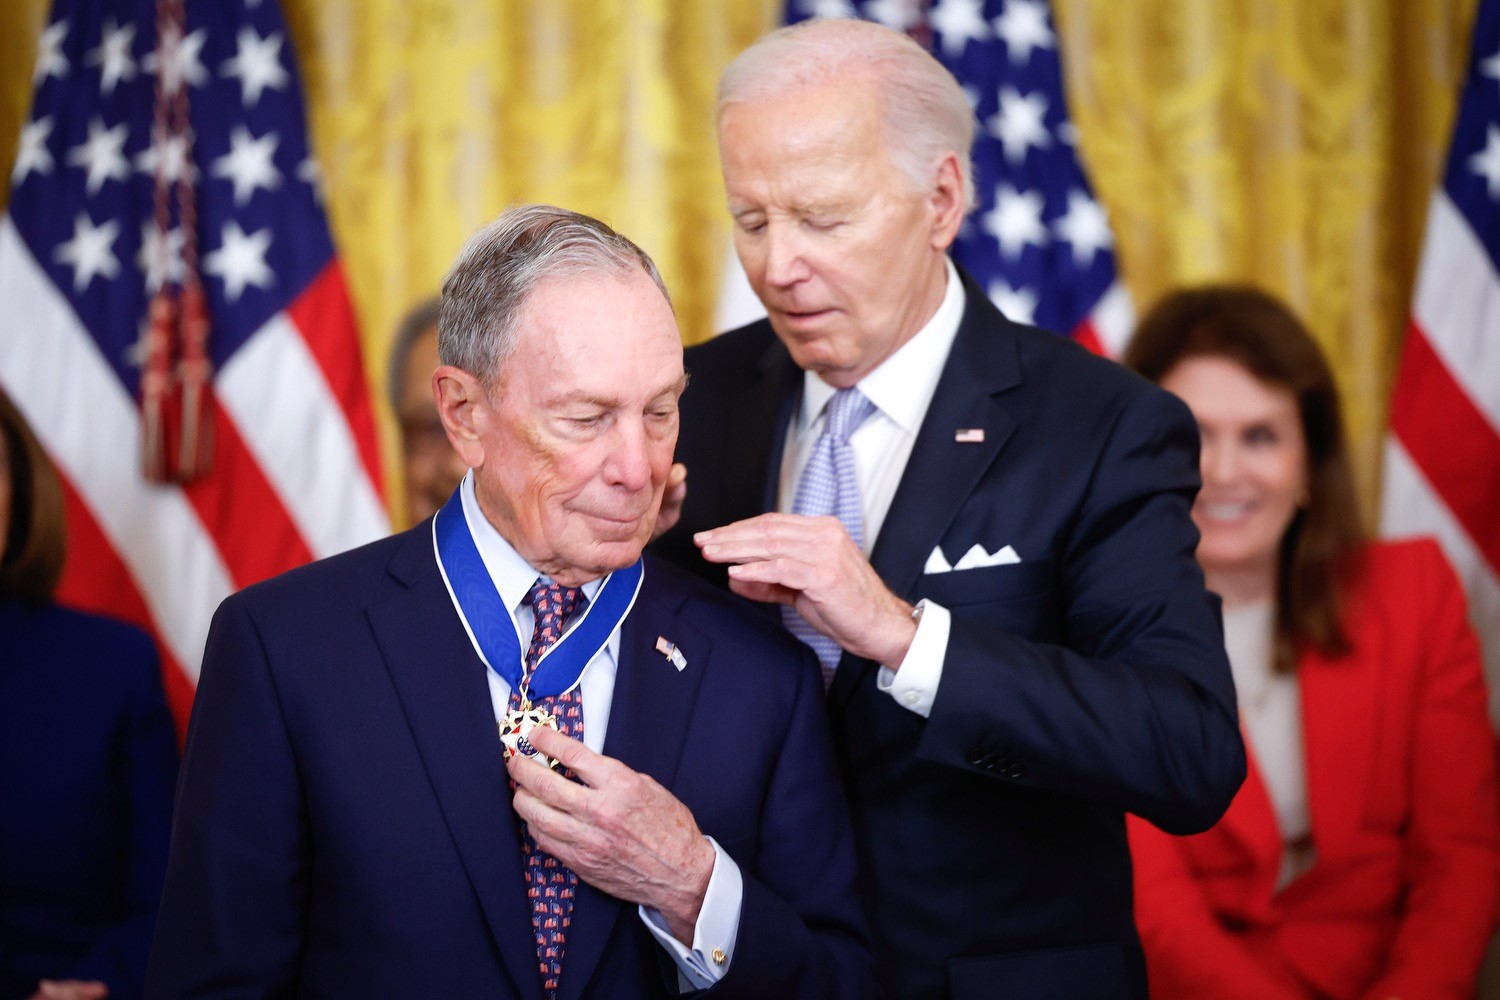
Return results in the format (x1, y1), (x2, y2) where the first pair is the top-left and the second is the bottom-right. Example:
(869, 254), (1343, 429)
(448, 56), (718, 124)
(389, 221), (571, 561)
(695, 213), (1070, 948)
(503, 272), (682, 388)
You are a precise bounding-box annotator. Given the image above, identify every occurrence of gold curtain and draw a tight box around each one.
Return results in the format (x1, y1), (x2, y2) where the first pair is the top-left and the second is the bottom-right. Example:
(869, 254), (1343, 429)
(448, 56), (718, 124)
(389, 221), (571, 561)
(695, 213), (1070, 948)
(1054, 0), (1478, 515)
(0, 0), (1479, 518)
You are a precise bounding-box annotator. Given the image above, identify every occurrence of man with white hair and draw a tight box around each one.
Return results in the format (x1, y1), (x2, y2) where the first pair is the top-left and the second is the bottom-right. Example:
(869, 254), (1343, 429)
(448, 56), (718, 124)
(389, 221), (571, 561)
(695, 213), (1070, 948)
(149, 205), (874, 1000)
(654, 18), (1245, 1000)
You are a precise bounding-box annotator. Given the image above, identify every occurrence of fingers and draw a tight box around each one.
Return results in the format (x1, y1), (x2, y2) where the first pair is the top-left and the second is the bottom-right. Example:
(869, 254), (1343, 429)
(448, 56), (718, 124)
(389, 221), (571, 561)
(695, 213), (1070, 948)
(695, 513), (848, 565)
(725, 577), (798, 605)
(651, 464), (688, 540)
(519, 723), (615, 787)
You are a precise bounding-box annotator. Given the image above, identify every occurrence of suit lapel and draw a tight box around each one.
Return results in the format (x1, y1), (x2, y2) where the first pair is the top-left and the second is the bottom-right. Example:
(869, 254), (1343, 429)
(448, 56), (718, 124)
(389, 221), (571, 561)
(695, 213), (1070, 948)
(1299, 646), (1375, 862)
(726, 334), (803, 520)
(558, 562), (711, 1000)
(830, 273), (1022, 704)
(369, 528), (543, 1000)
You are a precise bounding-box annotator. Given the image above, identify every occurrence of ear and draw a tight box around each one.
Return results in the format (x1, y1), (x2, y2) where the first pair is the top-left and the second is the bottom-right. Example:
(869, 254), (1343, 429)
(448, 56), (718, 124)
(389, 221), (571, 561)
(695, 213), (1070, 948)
(928, 151), (966, 251)
(433, 364), (489, 470)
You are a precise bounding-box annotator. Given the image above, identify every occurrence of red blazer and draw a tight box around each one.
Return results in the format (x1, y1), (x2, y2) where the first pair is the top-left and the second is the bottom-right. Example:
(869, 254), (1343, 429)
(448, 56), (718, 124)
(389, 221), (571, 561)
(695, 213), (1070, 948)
(1128, 538), (1500, 999)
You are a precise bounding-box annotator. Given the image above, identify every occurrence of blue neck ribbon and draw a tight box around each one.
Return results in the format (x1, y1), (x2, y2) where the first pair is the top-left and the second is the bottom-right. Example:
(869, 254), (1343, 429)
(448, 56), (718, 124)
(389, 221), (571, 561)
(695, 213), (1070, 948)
(433, 488), (643, 699)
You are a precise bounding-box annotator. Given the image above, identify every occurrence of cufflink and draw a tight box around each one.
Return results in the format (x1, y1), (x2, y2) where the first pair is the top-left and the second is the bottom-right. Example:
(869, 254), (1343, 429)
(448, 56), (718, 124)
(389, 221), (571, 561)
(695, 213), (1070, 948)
(711, 947), (727, 966)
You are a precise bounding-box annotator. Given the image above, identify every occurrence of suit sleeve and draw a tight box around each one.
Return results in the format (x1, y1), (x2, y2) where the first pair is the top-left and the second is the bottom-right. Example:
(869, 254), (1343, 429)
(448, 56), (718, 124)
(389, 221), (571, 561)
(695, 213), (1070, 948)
(1361, 545), (1500, 999)
(68, 630), (178, 999)
(919, 386), (1245, 834)
(146, 596), (310, 997)
(1126, 815), (1306, 998)
(705, 646), (877, 1000)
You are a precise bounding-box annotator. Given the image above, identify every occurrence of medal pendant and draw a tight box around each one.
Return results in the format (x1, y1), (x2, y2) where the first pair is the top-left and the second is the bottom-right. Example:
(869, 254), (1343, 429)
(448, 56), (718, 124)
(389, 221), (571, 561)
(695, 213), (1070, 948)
(499, 705), (561, 768)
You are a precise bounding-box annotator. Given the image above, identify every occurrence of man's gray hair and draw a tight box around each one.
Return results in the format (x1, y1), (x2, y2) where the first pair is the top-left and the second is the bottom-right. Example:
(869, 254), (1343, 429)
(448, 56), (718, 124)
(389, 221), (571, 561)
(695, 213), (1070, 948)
(717, 18), (976, 211)
(439, 204), (671, 383)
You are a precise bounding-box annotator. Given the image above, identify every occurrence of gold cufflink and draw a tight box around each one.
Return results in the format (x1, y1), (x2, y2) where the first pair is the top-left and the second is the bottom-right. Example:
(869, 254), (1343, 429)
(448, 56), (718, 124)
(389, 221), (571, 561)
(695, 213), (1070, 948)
(711, 947), (727, 966)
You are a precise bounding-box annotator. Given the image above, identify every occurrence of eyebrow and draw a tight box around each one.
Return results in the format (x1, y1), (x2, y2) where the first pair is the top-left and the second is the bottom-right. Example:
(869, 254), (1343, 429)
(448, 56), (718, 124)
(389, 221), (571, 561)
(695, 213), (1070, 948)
(560, 373), (689, 410)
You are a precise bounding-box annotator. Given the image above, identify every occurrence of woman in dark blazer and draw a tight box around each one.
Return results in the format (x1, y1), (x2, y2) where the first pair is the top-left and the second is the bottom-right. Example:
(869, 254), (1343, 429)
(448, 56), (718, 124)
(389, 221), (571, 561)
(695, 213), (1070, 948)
(1123, 287), (1500, 999)
(0, 388), (178, 1000)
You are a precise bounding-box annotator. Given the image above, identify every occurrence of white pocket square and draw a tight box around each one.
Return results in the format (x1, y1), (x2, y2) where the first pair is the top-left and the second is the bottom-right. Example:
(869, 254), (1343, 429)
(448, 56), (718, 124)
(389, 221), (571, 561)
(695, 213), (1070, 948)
(925, 544), (1020, 574)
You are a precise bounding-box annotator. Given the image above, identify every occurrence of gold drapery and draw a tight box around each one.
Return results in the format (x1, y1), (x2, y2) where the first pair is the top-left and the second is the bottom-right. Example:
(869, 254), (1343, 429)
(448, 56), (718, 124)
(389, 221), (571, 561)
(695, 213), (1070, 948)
(1054, 0), (1478, 517)
(0, 0), (1479, 518)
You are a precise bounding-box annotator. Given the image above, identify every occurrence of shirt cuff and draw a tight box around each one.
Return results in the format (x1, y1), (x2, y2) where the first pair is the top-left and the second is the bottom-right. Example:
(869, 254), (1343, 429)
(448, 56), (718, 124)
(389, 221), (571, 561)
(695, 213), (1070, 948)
(877, 599), (950, 718)
(638, 837), (742, 991)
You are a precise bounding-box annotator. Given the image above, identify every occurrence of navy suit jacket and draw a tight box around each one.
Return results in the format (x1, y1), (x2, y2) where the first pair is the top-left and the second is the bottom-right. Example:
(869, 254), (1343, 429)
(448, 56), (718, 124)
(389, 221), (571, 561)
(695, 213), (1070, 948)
(147, 528), (873, 1000)
(654, 266), (1246, 1000)
(0, 599), (178, 1000)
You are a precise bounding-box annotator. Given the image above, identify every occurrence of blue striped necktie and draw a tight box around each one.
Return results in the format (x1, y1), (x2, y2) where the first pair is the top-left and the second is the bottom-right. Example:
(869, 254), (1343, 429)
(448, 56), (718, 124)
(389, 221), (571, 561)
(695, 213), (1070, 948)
(782, 386), (876, 687)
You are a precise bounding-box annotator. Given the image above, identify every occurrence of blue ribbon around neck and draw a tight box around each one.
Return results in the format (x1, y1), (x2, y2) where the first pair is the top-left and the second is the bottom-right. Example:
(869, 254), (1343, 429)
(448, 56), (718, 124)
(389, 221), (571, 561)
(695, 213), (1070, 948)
(433, 487), (643, 699)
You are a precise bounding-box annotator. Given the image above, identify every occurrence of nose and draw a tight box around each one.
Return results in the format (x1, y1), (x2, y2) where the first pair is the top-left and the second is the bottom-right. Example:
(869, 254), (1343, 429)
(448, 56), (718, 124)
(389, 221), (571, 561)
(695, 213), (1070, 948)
(1199, 435), (1236, 486)
(604, 417), (654, 493)
(761, 221), (809, 289)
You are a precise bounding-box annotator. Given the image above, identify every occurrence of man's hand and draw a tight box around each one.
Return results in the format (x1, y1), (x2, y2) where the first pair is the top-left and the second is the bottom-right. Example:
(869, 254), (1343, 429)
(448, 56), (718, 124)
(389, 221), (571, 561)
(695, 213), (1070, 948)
(651, 463), (688, 540)
(695, 513), (917, 669)
(506, 724), (715, 944)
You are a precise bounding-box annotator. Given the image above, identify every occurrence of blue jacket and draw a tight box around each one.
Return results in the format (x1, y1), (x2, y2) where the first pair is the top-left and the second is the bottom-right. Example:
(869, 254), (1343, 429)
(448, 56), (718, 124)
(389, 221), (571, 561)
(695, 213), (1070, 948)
(0, 599), (177, 1000)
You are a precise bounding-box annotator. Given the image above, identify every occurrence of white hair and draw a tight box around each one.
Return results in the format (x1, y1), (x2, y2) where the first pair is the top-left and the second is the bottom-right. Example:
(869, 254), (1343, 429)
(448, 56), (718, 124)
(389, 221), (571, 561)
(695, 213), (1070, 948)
(438, 204), (671, 384)
(717, 18), (976, 210)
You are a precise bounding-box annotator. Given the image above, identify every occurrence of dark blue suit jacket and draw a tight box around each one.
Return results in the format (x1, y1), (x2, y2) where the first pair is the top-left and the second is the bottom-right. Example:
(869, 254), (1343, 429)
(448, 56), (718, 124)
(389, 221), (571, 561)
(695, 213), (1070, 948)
(146, 528), (873, 1000)
(654, 267), (1246, 1000)
(0, 599), (178, 1000)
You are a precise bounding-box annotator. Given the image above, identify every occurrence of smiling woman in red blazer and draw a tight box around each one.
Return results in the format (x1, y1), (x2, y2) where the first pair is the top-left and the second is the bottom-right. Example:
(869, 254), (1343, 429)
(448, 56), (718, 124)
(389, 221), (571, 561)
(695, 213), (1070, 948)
(1123, 286), (1500, 1000)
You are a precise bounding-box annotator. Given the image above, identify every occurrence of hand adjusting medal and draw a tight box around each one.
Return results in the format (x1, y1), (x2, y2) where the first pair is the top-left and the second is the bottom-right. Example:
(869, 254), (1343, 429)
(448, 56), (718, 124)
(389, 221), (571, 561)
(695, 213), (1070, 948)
(434, 481), (645, 774)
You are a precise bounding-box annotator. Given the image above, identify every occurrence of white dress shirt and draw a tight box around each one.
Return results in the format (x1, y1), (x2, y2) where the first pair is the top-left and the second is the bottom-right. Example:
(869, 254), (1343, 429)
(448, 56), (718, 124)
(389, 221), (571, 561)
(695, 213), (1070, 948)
(1222, 600), (1313, 888)
(449, 473), (741, 988)
(776, 257), (966, 716)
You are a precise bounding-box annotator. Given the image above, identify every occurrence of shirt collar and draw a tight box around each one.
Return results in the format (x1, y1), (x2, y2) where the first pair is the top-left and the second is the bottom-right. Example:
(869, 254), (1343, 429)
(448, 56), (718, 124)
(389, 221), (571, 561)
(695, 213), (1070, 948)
(797, 256), (967, 436)
(458, 472), (605, 613)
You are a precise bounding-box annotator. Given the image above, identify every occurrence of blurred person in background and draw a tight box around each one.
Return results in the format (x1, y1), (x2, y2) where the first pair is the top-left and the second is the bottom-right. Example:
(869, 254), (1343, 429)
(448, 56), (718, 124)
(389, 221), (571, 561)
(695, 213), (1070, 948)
(0, 388), (178, 1000)
(1124, 285), (1500, 999)
(388, 296), (467, 527)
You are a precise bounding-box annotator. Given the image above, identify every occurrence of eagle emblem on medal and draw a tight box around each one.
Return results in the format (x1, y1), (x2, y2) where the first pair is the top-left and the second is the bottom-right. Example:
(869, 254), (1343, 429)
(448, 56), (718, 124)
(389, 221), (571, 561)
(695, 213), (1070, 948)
(499, 707), (561, 768)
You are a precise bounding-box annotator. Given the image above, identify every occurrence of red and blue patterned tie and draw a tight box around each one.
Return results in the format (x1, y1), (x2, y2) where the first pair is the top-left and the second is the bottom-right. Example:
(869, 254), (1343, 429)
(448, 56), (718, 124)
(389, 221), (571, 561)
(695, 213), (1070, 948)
(513, 579), (585, 1000)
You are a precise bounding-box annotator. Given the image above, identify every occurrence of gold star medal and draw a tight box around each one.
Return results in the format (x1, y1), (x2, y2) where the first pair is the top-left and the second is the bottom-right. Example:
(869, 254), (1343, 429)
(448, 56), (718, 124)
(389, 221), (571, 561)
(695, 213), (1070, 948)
(499, 703), (562, 768)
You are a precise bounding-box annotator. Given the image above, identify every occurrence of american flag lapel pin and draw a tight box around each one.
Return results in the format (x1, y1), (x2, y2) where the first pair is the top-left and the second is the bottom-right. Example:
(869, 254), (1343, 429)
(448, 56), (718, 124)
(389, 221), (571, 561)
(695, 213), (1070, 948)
(955, 428), (985, 443)
(655, 636), (687, 671)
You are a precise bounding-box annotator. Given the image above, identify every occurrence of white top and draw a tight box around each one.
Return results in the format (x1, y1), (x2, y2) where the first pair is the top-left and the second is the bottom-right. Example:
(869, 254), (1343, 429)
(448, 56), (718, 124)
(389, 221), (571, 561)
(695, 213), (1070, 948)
(1222, 600), (1314, 889)
(455, 474), (740, 988)
(777, 258), (966, 714)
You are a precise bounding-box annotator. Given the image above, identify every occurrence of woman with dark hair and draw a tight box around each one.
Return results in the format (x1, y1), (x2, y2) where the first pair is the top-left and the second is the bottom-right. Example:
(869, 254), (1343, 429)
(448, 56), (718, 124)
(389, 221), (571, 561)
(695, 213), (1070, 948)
(0, 388), (177, 1000)
(1123, 286), (1500, 999)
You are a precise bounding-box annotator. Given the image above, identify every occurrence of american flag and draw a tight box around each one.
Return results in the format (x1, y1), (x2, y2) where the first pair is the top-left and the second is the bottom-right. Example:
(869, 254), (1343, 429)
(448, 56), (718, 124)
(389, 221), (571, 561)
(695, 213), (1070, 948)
(782, 0), (1133, 355)
(1380, 0), (1500, 724)
(0, 0), (388, 727)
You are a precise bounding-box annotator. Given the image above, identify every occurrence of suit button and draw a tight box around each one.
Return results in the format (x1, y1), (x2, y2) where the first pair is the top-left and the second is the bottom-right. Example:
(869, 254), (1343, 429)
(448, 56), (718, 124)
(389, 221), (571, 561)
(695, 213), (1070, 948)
(1005, 765), (1025, 780)
(966, 749), (996, 768)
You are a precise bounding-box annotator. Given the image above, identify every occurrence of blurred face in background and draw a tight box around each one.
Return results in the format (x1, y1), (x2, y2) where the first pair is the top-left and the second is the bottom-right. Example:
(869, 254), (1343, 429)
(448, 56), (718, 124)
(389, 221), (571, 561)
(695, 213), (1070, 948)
(1160, 355), (1308, 590)
(399, 323), (468, 526)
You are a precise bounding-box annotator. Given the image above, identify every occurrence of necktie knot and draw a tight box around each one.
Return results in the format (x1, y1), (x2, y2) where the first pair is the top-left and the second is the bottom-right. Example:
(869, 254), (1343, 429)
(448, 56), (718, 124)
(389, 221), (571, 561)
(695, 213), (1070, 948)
(524, 580), (584, 669)
(824, 387), (875, 443)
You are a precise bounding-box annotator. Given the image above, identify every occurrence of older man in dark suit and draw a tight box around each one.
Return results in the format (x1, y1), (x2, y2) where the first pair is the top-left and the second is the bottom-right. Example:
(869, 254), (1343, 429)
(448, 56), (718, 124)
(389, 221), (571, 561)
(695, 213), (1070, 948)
(148, 205), (873, 1000)
(653, 18), (1246, 1000)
